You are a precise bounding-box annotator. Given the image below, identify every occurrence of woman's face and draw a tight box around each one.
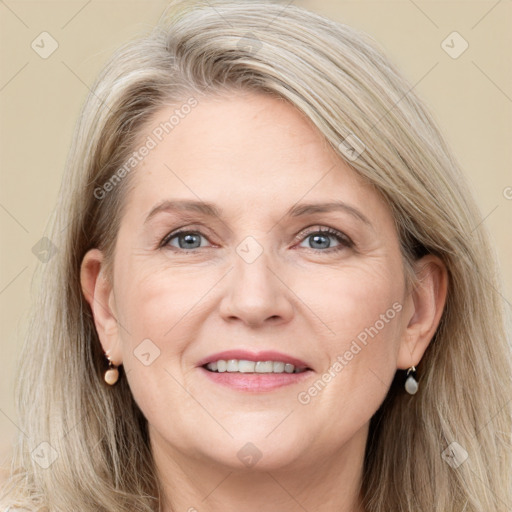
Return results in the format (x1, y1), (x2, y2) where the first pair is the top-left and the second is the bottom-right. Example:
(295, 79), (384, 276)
(89, 91), (418, 471)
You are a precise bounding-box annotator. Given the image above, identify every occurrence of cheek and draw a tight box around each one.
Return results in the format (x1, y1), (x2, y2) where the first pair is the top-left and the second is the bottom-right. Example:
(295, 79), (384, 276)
(333, 269), (404, 355)
(298, 255), (405, 356)
(112, 269), (198, 436)
(110, 252), (230, 393)
(110, 261), (196, 392)
(294, 260), (405, 421)
(113, 256), (202, 343)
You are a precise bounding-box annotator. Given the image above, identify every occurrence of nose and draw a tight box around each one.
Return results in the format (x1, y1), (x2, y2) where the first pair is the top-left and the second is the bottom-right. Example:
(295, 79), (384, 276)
(219, 245), (294, 328)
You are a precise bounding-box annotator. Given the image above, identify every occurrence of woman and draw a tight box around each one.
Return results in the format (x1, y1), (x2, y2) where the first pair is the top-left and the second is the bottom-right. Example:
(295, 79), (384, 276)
(2, 0), (511, 510)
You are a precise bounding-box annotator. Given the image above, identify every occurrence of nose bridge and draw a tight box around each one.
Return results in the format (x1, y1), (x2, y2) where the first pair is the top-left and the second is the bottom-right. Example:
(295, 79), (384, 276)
(235, 235), (274, 293)
(219, 234), (293, 326)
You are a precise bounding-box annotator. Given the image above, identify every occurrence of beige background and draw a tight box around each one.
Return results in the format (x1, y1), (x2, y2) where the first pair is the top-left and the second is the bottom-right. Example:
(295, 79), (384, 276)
(1, 0), (511, 470)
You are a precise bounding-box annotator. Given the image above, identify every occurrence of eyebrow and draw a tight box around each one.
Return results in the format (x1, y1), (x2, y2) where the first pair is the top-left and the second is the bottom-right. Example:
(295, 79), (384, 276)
(144, 199), (372, 226)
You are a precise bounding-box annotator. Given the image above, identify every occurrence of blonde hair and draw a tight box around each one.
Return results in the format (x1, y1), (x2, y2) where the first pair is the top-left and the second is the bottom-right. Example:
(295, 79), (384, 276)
(2, 1), (511, 510)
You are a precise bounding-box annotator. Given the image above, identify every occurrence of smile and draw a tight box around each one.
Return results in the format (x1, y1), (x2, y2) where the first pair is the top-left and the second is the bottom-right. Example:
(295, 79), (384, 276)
(204, 359), (309, 374)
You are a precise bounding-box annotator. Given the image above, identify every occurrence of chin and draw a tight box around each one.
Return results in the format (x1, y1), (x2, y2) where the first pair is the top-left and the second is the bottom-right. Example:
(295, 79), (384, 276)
(203, 442), (305, 472)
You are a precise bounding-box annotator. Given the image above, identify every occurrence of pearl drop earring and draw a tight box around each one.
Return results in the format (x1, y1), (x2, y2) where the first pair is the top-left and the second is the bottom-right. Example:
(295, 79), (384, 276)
(405, 366), (419, 395)
(104, 352), (119, 385)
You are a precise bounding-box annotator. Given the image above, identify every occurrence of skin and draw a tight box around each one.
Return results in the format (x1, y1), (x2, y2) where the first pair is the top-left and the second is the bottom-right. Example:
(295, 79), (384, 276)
(81, 90), (448, 512)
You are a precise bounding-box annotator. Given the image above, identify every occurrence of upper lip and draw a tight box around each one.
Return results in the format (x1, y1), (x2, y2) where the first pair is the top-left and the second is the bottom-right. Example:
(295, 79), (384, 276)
(197, 350), (313, 371)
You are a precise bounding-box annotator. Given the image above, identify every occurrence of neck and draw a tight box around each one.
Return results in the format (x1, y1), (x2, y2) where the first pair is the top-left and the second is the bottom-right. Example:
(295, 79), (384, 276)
(151, 424), (368, 512)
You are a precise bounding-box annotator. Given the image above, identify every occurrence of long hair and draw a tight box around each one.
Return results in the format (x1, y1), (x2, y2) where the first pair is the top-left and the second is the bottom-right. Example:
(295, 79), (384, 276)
(2, 1), (511, 510)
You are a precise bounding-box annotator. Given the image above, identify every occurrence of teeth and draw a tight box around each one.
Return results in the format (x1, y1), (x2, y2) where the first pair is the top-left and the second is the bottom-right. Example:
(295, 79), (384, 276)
(226, 359), (238, 372)
(284, 363), (294, 373)
(205, 359), (308, 374)
(255, 361), (273, 373)
(273, 361), (285, 373)
(238, 360), (255, 373)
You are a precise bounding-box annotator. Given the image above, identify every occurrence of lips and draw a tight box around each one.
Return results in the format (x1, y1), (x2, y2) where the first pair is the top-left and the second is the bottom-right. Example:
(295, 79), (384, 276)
(196, 349), (313, 371)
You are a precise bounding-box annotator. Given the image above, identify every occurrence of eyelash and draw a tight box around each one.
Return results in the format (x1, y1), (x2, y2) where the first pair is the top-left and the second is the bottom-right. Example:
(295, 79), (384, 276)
(159, 225), (354, 254)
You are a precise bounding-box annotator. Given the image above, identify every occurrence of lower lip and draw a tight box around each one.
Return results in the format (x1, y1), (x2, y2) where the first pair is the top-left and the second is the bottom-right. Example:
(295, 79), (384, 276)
(198, 366), (314, 392)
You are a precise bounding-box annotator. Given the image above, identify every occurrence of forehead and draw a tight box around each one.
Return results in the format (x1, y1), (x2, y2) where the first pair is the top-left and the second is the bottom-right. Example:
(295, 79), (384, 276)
(122, 91), (388, 225)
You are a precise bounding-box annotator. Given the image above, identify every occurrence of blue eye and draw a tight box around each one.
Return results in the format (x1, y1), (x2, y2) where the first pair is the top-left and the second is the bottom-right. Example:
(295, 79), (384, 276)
(298, 227), (353, 252)
(162, 230), (209, 250)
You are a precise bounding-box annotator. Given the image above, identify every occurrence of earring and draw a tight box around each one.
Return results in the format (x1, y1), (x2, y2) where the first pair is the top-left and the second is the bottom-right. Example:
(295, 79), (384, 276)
(405, 366), (419, 395)
(104, 352), (119, 385)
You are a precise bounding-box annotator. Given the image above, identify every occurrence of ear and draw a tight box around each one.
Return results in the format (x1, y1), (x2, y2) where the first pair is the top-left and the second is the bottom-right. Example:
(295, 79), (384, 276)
(80, 248), (122, 365)
(397, 254), (448, 370)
